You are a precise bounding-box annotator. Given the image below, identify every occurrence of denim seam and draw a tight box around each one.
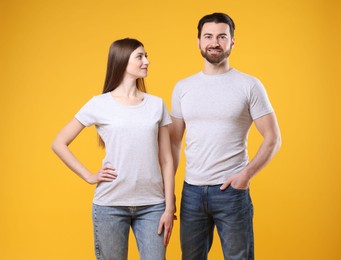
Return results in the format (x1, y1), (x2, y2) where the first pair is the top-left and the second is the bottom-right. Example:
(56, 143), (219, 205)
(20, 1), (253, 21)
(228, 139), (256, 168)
(93, 206), (101, 259)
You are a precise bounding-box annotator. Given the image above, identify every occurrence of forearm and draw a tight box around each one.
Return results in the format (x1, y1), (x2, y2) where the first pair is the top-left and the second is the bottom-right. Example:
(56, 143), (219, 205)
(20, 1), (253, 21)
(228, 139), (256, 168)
(160, 161), (175, 213)
(170, 142), (182, 174)
(242, 135), (281, 179)
(158, 125), (176, 212)
(169, 117), (185, 174)
(52, 142), (92, 183)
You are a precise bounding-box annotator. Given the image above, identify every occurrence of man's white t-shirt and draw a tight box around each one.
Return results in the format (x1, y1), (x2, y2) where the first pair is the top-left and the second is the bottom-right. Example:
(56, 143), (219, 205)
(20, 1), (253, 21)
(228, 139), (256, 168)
(76, 92), (172, 206)
(171, 69), (274, 185)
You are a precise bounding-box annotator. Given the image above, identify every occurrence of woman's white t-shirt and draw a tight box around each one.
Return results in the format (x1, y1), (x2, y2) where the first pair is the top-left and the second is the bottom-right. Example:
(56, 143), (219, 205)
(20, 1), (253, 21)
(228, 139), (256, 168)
(75, 92), (172, 206)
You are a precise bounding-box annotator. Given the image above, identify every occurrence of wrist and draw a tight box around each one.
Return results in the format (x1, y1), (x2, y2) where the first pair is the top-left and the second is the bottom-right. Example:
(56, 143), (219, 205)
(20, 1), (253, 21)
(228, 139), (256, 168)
(164, 206), (175, 214)
(240, 167), (254, 180)
(84, 172), (94, 184)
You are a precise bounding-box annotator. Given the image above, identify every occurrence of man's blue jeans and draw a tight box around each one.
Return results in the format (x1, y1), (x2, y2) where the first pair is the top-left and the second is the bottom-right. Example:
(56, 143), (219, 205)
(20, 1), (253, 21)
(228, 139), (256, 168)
(180, 182), (254, 260)
(92, 203), (166, 260)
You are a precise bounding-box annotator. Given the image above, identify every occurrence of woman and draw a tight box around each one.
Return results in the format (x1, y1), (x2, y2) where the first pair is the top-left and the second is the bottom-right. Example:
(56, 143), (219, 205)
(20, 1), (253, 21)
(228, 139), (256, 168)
(52, 38), (175, 260)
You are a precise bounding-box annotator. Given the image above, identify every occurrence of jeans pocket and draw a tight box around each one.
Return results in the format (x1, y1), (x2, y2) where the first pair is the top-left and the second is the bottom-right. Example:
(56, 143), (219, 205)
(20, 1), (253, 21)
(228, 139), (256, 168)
(229, 185), (249, 192)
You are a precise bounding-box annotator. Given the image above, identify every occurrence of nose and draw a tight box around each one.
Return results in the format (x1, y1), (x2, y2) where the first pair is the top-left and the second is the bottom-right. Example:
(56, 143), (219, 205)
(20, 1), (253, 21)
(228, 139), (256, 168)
(143, 56), (150, 65)
(211, 37), (220, 47)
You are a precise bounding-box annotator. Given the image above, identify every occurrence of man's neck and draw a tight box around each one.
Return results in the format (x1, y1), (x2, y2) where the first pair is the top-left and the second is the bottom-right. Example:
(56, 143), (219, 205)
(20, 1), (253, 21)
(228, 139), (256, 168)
(203, 59), (232, 75)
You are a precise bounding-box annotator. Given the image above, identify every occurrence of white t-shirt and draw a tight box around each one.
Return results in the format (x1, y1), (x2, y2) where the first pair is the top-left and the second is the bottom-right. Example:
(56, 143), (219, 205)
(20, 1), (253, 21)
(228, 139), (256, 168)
(75, 92), (172, 206)
(171, 69), (274, 185)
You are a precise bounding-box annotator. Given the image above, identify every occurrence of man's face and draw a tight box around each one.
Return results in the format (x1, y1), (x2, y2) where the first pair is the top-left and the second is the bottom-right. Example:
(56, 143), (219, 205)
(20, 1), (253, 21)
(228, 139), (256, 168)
(198, 22), (234, 64)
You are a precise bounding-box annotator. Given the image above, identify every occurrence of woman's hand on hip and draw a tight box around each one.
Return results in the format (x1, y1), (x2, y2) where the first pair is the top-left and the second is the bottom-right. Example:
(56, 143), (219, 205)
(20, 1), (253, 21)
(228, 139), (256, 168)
(86, 164), (117, 184)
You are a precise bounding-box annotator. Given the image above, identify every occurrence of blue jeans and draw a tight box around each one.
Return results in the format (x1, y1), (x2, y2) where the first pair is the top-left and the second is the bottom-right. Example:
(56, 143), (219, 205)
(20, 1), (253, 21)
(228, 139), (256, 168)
(180, 182), (254, 260)
(92, 203), (166, 260)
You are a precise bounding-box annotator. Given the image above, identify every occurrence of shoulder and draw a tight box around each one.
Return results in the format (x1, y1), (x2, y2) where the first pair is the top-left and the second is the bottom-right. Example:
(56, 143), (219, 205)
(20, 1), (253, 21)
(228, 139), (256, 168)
(229, 69), (267, 96)
(230, 69), (261, 86)
(91, 93), (110, 102)
(82, 93), (109, 104)
(79, 93), (110, 111)
(173, 72), (202, 94)
(176, 72), (202, 86)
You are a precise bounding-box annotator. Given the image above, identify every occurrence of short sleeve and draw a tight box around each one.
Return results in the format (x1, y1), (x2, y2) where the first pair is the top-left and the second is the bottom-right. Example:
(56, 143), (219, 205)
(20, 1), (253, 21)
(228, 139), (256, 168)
(249, 79), (274, 120)
(75, 97), (97, 127)
(160, 100), (172, 127)
(170, 83), (183, 119)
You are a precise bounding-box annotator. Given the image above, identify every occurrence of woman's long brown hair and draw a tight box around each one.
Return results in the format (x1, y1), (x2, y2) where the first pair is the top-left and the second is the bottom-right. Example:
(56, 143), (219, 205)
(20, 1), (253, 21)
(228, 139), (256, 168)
(99, 38), (147, 147)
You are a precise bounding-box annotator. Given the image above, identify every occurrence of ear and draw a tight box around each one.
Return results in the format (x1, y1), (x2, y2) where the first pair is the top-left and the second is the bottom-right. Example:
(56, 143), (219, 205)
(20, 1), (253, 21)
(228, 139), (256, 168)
(231, 37), (235, 48)
(198, 38), (201, 49)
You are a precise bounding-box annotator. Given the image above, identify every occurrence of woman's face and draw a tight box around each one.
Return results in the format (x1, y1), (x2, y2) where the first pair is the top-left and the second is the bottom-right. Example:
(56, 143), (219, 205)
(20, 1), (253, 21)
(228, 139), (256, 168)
(125, 46), (149, 79)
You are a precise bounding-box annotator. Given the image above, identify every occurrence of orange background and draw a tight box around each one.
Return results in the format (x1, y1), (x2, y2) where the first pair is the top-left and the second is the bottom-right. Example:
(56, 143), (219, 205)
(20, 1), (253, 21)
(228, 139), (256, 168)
(1, 0), (340, 259)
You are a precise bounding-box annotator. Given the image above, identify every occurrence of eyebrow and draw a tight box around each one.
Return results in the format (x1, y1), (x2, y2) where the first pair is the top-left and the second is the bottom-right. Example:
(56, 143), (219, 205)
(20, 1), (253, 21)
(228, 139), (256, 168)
(135, 52), (147, 56)
(203, 33), (228, 36)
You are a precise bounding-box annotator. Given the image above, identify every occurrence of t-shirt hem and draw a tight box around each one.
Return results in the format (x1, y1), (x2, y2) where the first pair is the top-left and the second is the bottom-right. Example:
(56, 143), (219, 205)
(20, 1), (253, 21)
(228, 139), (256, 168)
(170, 113), (183, 119)
(252, 109), (274, 120)
(160, 120), (172, 127)
(184, 180), (224, 186)
(92, 198), (165, 207)
(74, 115), (90, 127)
(184, 172), (239, 186)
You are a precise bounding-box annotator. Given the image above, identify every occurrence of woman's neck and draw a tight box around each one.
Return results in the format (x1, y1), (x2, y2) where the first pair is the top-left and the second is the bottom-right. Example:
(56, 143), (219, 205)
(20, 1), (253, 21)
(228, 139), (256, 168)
(112, 78), (139, 98)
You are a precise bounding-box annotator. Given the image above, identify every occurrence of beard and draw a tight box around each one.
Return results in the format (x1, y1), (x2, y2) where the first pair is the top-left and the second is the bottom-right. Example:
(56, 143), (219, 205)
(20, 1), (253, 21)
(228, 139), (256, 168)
(200, 46), (231, 64)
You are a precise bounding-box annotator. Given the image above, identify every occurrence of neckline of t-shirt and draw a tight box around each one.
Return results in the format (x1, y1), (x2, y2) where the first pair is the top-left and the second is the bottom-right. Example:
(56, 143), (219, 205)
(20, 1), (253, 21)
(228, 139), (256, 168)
(200, 68), (236, 78)
(106, 92), (148, 108)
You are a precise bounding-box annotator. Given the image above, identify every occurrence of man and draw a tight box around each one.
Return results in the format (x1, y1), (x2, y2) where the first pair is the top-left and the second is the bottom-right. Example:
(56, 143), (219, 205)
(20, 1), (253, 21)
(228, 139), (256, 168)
(169, 13), (281, 260)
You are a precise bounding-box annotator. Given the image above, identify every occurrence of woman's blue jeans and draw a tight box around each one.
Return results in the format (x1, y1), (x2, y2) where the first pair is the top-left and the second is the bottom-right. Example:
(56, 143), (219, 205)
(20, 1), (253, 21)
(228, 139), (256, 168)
(180, 182), (254, 260)
(92, 203), (166, 260)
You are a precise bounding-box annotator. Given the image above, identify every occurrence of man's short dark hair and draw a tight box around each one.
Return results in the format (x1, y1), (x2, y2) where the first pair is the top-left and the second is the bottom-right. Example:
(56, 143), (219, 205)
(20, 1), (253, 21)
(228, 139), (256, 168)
(197, 12), (235, 38)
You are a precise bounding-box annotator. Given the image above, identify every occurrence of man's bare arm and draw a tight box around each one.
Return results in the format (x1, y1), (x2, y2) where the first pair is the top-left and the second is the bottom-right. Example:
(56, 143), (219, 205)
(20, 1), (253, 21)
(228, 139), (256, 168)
(169, 116), (186, 174)
(221, 113), (282, 190)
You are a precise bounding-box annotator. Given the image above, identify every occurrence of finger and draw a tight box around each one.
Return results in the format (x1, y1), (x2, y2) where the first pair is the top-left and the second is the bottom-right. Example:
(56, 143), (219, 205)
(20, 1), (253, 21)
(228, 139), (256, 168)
(99, 172), (117, 182)
(104, 174), (117, 179)
(104, 168), (116, 173)
(100, 176), (115, 182)
(104, 169), (118, 177)
(164, 225), (172, 246)
(164, 232), (168, 246)
(220, 180), (231, 190)
(158, 221), (163, 235)
(103, 168), (118, 176)
(104, 166), (116, 172)
(163, 228), (169, 245)
(103, 175), (117, 181)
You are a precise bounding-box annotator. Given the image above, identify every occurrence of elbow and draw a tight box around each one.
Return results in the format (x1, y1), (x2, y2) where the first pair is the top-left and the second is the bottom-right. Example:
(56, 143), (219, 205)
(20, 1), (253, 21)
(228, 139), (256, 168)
(169, 132), (182, 151)
(159, 155), (175, 174)
(51, 138), (66, 155)
(51, 139), (58, 154)
(272, 133), (282, 153)
(170, 138), (182, 152)
(266, 132), (282, 154)
(277, 135), (282, 151)
(171, 142), (182, 154)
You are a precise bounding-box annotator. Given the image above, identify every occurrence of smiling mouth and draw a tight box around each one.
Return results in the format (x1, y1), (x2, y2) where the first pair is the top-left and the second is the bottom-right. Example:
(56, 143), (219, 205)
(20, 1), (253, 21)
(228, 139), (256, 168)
(208, 49), (222, 53)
